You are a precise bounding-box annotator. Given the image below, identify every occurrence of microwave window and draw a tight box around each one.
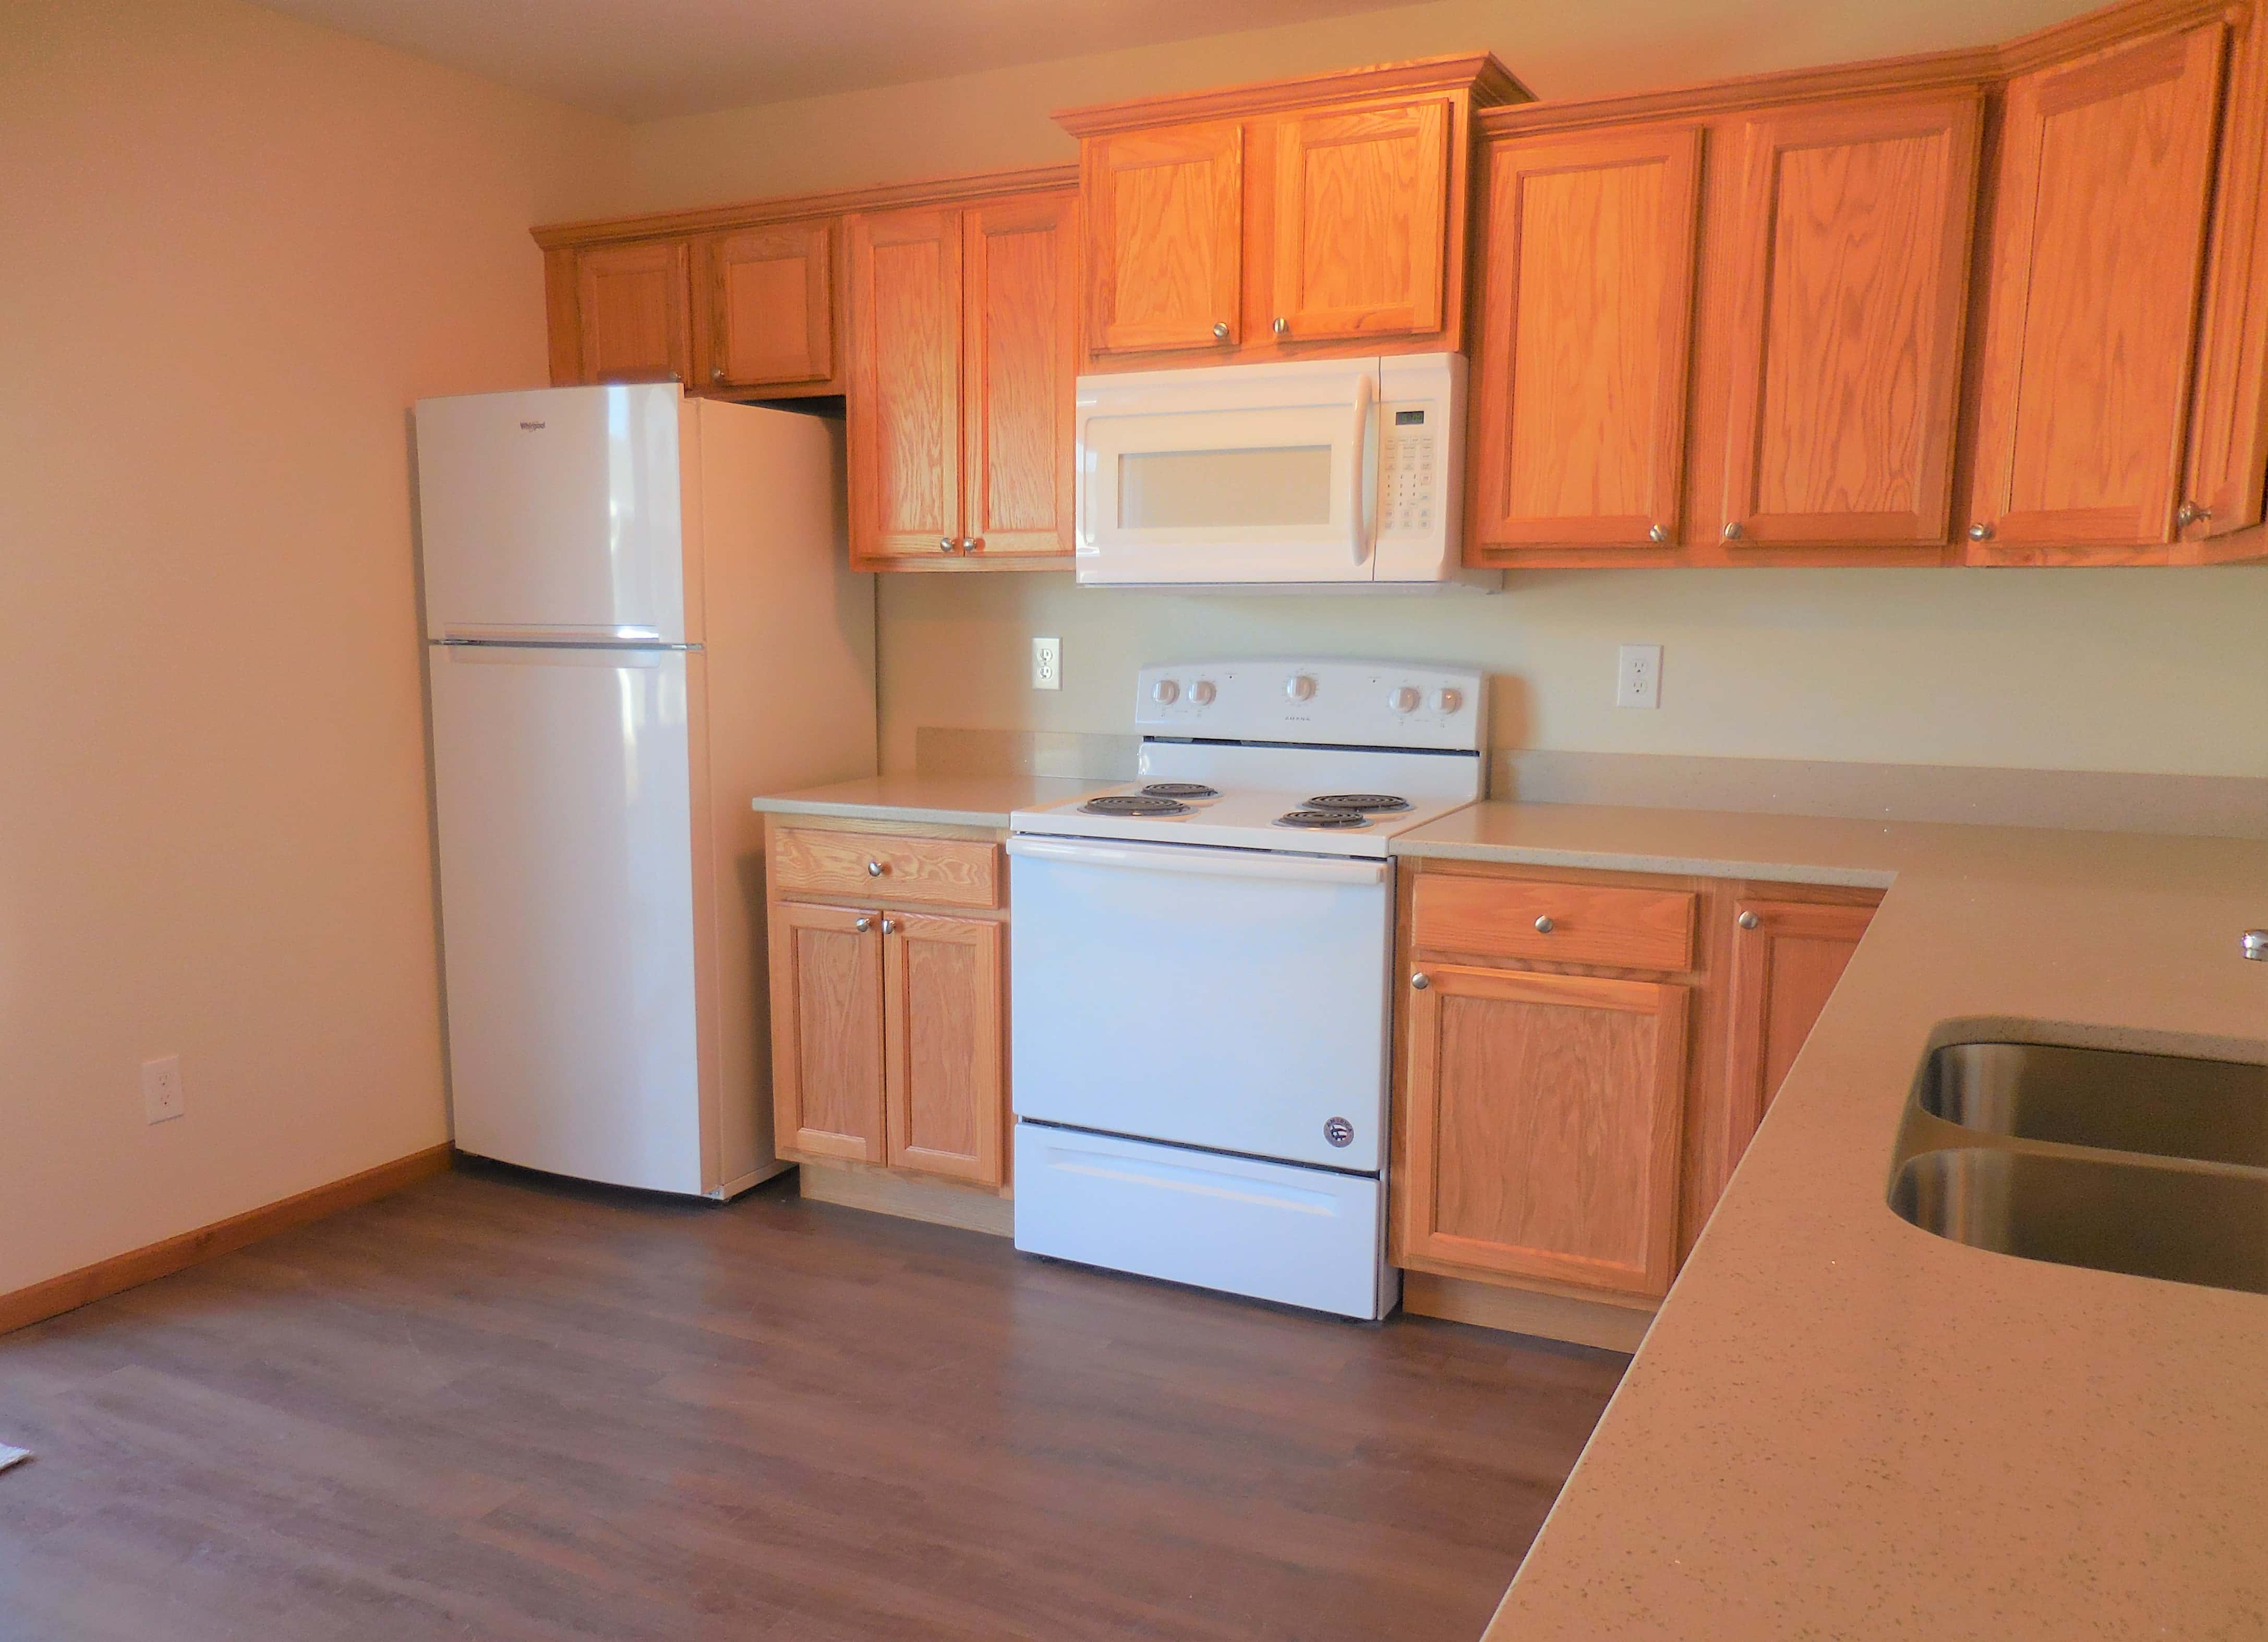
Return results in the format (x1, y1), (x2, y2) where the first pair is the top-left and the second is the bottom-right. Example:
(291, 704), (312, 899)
(1117, 446), (1333, 530)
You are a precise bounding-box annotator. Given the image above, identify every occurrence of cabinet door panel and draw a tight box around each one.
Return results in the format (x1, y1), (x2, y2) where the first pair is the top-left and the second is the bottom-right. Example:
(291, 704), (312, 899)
(1716, 90), (1981, 547)
(1469, 126), (1701, 548)
(703, 221), (834, 393)
(1722, 900), (1875, 1171)
(848, 208), (963, 561)
(1404, 967), (1686, 1298)
(884, 913), (1005, 1186)
(1966, 23), (2227, 550)
(1270, 100), (1450, 342)
(576, 240), (691, 385)
(768, 901), (885, 1163)
(1086, 123), (1243, 355)
(963, 192), (1077, 560)
(2181, 14), (2268, 539)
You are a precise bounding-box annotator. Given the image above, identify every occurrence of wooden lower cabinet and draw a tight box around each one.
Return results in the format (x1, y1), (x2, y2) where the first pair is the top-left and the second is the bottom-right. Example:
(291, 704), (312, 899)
(1395, 860), (1879, 1327)
(884, 912), (1005, 1186)
(766, 820), (1012, 1196)
(1721, 897), (1876, 1172)
(1402, 965), (1688, 1299)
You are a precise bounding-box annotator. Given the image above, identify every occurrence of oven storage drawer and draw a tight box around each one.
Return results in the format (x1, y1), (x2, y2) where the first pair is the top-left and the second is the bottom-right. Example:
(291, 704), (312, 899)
(1014, 1124), (1396, 1320)
(771, 827), (1000, 909)
(1411, 873), (1695, 971)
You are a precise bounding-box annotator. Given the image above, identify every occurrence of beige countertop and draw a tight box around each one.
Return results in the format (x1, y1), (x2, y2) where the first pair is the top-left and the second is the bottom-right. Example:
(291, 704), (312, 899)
(1389, 804), (2267, 1639)
(749, 772), (1112, 829)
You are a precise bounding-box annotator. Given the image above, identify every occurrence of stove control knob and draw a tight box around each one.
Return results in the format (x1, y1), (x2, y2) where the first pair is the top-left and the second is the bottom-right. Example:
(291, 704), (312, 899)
(1285, 673), (1317, 703)
(1434, 687), (1463, 715)
(1151, 679), (1180, 706)
(1389, 685), (1421, 715)
(1189, 680), (1216, 706)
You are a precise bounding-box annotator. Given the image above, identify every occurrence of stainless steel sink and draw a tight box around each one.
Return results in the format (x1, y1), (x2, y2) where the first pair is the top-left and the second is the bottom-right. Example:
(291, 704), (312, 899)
(1919, 1042), (2268, 1168)
(1892, 1041), (2268, 1297)
(1891, 1147), (2268, 1295)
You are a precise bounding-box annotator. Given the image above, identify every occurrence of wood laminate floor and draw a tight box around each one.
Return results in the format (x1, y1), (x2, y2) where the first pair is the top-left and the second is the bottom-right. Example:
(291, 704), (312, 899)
(0, 1163), (1625, 1641)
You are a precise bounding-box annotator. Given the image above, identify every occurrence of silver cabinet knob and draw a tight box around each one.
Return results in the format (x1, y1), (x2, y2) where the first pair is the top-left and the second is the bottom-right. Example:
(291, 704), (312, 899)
(710, 365), (726, 384)
(866, 859), (885, 877)
(880, 916), (899, 936)
(1410, 972), (1431, 990)
(1738, 910), (1761, 931)
(1722, 521), (1743, 540)
(1968, 522), (1993, 541)
(960, 537), (981, 553)
(2177, 501), (2212, 529)
(939, 535), (956, 553)
(1212, 321), (1230, 341)
(2243, 929), (2267, 962)
(853, 915), (874, 933)
(1534, 915), (1554, 934)
(1648, 524), (1668, 543)
(1273, 317), (1288, 336)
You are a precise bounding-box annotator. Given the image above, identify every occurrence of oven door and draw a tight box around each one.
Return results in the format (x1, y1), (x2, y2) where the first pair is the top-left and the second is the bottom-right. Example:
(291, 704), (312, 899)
(1076, 361), (1378, 585)
(1006, 835), (1391, 1171)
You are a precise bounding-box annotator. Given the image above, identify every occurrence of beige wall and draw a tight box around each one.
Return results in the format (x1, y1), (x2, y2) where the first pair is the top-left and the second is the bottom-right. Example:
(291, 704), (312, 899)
(0, 0), (628, 1294)
(587, 0), (2267, 783)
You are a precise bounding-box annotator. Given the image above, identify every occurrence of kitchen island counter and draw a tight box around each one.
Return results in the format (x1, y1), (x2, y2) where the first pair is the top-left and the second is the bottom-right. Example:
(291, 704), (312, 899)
(1389, 803), (2267, 1639)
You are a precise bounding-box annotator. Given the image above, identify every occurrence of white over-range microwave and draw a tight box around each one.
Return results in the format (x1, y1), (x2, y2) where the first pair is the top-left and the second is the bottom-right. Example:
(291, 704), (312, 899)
(1073, 352), (1497, 592)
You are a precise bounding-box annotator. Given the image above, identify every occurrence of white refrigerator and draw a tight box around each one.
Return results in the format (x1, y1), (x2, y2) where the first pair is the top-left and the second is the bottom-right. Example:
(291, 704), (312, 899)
(415, 384), (875, 1198)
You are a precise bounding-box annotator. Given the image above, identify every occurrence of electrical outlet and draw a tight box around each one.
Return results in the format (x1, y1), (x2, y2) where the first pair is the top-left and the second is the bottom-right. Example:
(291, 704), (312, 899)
(1032, 635), (1061, 691)
(142, 1055), (185, 1124)
(1615, 644), (1662, 710)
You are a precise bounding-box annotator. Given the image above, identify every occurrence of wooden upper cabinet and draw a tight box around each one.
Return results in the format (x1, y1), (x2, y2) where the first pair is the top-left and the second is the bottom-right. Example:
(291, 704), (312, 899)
(1269, 100), (1451, 342)
(768, 900), (886, 1164)
(2182, 6), (2268, 542)
(1084, 122), (1245, 355)
(1468, 125), (1702, 550)
(1711, 90), (1982, 548)
(1402, 965), (1688, 1299)
(1722, 898), (1876, 1173)
(1965, 22), (2229, 553)
(884, 912), (1006, 1186)
(574, 240), (692, 385)
(848, 206), (964, 562)
(698, 220), (836, 394)
(962, 192), (1078, 559)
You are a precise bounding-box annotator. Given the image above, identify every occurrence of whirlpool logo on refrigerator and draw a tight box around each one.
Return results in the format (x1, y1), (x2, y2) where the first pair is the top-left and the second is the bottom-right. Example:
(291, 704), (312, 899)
(517, 420), (546, 431)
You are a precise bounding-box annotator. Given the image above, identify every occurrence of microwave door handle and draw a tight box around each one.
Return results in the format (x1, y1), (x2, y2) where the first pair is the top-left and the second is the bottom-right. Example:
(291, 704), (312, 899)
(1348, 372), (1376, 566)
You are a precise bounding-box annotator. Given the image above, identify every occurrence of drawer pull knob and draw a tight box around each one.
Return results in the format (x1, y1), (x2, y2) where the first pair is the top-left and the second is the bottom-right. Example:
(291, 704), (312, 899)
(1212, 321), (1230, 341)
(1968, 522), (1993, 541)
(1648, 524), (1668, 543)
(1410, 972), (1431, 990)
(866, 860), (885, 877)
(853, 915), (874, 933)
(2243, 929), (2267, 962)
(1722, 521), (1743, 540)
(1738, 910), (1761, 931)
(880, 917), (899, 936)
(1533, 915), (1554, 934)
(2177, 501), (2212, 529)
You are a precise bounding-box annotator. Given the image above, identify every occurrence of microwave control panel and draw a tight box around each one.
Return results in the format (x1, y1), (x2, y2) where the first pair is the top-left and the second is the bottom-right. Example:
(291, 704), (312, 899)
(1378, 405), (1439, 537)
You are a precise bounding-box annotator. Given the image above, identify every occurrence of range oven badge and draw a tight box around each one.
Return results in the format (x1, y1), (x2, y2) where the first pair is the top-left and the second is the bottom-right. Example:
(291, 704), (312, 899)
(1323, 1116), (1355, 1149)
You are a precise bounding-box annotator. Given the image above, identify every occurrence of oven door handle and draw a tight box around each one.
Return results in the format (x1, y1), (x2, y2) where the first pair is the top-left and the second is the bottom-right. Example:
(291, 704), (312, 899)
(1007, 834), (1388, 887)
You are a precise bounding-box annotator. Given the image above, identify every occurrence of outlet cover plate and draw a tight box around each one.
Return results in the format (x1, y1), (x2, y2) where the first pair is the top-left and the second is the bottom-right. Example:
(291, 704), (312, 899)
(142, 1055), (185, 1124)
(1032, 635), (1061, 691)
(1615, 644), (1662, 710)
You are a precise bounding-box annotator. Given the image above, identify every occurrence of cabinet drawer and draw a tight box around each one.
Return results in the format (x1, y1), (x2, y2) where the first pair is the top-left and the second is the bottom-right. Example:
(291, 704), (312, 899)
(1411, 874), (1694, 971)
(773, 828), (1000, 909)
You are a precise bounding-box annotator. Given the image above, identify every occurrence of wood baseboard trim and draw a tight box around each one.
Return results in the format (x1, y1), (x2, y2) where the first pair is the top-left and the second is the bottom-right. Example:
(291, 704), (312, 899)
(0, 1143), (453, 1337)
(1402, 1271), (1655, 1354)
(797, 1161), (1014, 1237)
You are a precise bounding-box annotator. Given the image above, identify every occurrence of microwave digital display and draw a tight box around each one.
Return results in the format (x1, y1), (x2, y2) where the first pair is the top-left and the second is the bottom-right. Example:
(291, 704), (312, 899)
(1394, 409), (1426, 426)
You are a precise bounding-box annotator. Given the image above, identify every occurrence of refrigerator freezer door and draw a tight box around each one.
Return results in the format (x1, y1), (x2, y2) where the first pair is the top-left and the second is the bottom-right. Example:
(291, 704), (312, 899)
(415, 385), (687, 643)
(429, 642), (705, 1194)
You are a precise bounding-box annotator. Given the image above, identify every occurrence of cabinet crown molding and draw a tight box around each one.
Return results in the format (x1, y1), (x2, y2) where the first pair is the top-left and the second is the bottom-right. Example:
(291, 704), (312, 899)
(532, 163), (1078, 251)
(1052, 52), (1528, 138)
(1477, 0), (2247, 138)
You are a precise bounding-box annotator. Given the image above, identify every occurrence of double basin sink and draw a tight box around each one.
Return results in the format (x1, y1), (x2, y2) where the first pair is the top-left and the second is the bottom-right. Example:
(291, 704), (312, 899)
(1891, 1042), (2268, 1295)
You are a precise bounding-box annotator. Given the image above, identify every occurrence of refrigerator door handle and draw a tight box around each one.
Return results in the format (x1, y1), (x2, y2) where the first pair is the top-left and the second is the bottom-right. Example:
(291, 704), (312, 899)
(438, 623), (677, 647)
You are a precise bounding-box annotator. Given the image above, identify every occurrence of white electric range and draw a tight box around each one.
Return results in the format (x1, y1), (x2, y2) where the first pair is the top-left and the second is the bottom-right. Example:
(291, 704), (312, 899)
(1007, 659), (1487, 1320)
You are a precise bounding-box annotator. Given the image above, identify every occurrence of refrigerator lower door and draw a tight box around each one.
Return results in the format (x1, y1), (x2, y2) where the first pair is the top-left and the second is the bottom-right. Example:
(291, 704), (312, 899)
(429, 642), (704, 1194)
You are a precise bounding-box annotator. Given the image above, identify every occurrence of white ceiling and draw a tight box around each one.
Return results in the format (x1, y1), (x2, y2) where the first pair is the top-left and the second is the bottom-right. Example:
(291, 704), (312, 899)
(255, 0), (1442, 122)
